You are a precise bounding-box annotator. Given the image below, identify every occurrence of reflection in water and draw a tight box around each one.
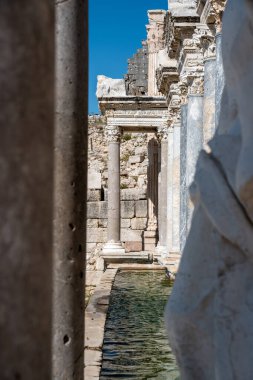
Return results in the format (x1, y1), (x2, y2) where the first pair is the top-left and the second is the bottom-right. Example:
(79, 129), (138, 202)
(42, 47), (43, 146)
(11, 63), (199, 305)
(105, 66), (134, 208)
(100, 271), (180, 380)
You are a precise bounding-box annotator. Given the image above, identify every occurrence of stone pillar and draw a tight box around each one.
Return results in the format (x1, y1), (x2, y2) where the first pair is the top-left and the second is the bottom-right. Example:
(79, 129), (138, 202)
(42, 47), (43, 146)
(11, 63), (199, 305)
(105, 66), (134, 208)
(0, 3), (54, 379)
(167, 127), (174, 254)
(172, 123), (181, 253)
(157, 125), (168, 255)
(146, 10), (166, 96)
(186, 78), (204, 230)
(103, 124), (125, 254)
(215, 32), (225, 128)
(180, 104), (188, 252)
(203, 45), (216, 146)
(147, 138), (159, 231)
(148, 52), (158, 96)
(144, 138), (159, 251)
(53, 1), (87, 379)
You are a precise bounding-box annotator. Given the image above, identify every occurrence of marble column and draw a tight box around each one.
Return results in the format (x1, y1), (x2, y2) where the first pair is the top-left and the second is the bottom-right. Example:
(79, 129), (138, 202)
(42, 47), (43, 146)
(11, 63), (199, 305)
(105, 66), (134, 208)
(144, 138), (159, 251)
(103, 124), (125, 254)
(53, 1), (87, 379)
(147, 138), (159, 231)
(157, 125), (168, 255)
(203, 55), (216, 146)
(172, 123), (181, 253)
(148, 52), (158, 95)
(167, 127), (174, 255)
(0, 3), (54, 379)
(215, 32), (225, 128)
(180, 104), (188, 252)
(186, 79), (204, 231)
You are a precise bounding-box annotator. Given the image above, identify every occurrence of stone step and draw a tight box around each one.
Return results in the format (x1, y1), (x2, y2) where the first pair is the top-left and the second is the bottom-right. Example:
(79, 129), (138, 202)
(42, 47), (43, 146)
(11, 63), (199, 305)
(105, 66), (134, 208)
(100, 251), (151, 263)
(107, 263), (166, 270)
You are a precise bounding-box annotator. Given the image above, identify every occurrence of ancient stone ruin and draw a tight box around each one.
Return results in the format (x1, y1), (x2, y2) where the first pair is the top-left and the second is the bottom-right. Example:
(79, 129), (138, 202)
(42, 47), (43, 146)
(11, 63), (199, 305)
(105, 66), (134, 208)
(1, 0), (253, 379)
(90, 0), (253, 378)
(89, 0), (226, 272)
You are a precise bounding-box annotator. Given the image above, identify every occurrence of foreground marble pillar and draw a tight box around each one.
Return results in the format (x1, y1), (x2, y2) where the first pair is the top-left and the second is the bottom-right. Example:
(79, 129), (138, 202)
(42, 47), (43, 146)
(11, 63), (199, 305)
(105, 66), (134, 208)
(53, 1), (87, 379)
(167, 127), (174, 255)
(203, 55), (216, 146)
(166, 1), (253, 378)
(157, 126), (168, 255)
(103, 125), (125, 254)
(186, 83), (204, 230)
(0, 3), (54, 379)
(171, 123), (181, 253)
(180, 104), (188, 252)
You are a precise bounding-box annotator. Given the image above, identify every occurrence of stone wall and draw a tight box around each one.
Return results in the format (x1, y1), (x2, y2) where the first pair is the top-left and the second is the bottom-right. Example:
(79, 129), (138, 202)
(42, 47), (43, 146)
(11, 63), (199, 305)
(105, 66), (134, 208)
(87, 115), (157, 269)
(124, 41), (148, 96)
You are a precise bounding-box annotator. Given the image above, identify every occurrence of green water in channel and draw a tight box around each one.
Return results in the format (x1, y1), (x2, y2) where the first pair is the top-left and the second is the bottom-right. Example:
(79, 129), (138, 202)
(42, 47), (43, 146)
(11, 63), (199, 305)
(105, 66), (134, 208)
(100, 271), (180, 380)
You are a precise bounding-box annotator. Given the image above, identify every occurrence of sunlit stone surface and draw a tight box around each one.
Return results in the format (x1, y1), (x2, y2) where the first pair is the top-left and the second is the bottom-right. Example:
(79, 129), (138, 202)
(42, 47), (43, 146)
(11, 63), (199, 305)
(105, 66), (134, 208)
(166, 0), (253, 378)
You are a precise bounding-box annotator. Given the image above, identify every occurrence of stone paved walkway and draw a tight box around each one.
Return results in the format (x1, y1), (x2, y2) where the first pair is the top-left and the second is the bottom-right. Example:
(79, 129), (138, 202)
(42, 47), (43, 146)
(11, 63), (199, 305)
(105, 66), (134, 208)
(85, 269), (118, 380)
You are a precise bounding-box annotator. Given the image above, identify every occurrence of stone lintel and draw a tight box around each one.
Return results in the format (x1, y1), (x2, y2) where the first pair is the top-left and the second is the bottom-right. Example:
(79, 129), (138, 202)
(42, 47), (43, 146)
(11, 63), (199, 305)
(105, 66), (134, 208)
(98, 96), (167, 114)
(106, 117), (168, 130)
(103, 108), (169, 132)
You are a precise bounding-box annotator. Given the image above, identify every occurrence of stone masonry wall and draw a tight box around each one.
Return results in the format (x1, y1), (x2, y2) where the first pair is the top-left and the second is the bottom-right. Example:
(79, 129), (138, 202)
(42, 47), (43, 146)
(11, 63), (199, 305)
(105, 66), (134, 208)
(87, 115), (157, 269)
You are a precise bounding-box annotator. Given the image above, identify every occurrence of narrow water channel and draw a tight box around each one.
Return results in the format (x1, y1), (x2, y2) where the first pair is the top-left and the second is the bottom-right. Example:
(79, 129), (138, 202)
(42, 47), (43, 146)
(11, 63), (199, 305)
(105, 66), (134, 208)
(100, 271), (180, 380)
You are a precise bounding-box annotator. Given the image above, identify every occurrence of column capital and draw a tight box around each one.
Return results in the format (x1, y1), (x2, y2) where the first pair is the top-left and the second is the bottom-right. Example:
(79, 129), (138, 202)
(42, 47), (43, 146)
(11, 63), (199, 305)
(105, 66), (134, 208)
(169, 106), (181, 126)
(169, 83), (181, 107)
(167, 83), (182, 125)
(198, 28), (216, 60)
(202, 36), (216, 60)
(179, 26), (205, 97)
(157, 121), (169, 142)
(179, 81), (189, 105)
(182, 25), (212, 52)
(188, 75), (204, 96)
(105, 124), (121, 143)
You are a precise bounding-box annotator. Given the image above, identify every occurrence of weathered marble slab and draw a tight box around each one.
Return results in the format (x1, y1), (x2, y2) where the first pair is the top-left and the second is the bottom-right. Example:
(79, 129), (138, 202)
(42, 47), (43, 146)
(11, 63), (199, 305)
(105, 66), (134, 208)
(166, 1), (253, 378)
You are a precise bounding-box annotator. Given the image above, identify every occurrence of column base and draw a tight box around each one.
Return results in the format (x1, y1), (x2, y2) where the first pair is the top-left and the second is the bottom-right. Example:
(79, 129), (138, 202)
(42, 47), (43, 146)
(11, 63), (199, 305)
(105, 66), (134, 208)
(143, 230), (158, 252)
(170, 247), (181, 256)
(102, 242), (125, 255)
(168, 251), (181, 259)
(155, 244), (168, 258)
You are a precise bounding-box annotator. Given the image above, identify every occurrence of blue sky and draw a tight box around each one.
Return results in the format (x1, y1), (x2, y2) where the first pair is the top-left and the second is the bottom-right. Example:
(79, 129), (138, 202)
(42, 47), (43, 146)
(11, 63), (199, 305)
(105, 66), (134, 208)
(89, 0), (168, 114)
